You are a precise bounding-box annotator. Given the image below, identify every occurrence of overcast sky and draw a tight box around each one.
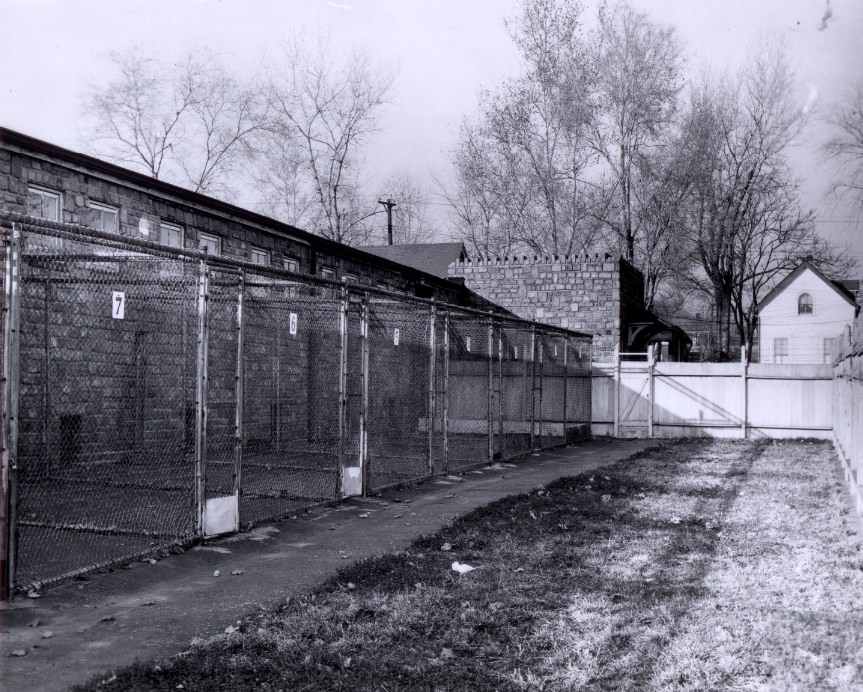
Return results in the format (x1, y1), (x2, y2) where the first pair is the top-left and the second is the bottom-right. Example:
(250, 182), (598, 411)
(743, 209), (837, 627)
(1, 0), (861, 263)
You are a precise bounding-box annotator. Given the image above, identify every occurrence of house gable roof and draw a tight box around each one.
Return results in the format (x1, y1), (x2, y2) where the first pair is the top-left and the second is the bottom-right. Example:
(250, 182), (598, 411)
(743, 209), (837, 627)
(363, 242), (467, 278)
(755, 261), (859, 313)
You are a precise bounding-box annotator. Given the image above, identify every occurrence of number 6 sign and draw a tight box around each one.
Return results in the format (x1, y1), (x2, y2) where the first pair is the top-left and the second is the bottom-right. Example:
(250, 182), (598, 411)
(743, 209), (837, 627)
(112, 291), (125, 319)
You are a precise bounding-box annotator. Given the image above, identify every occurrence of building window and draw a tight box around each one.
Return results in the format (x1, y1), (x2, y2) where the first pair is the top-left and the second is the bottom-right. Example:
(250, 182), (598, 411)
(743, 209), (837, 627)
(798, 293), (813, 314)
(823, 337), (837, 365)
(198, 232), (220, 256)
(773, 338), (789, 364)
(250, 248), (269, 266)
(27, 186), (61, 221)
(344, 273), (358, 283)
(284, 257), (299, 273)
(86, 202), (118, 233)
(321, 266), (336, 279)
(377, 281), (389, 291)
(160, 222), (184, 248)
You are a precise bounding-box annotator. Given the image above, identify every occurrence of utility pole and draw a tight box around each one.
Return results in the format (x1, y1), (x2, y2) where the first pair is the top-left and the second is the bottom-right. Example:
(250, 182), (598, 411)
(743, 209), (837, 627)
(378, 198), (397, 245)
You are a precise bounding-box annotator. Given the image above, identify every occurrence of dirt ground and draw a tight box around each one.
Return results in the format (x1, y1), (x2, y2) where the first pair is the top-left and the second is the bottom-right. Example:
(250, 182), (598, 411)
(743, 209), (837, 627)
(63, 438), (863, 691)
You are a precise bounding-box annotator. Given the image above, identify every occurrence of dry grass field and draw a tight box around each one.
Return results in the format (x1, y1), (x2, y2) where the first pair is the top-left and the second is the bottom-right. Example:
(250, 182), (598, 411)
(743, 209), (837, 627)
(77, 439), (863, 691)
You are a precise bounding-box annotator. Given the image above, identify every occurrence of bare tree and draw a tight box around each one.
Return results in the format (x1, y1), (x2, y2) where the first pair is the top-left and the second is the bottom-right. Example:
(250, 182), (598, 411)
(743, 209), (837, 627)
(83, 50), (262, 194)
(824, 79), (863, 213)
(682, 43), (825, 357)
(263, 36), (396, 245)
(372, 170), (436, 245)
(587, 1), (684, 262)
(444, 0), (598, 258)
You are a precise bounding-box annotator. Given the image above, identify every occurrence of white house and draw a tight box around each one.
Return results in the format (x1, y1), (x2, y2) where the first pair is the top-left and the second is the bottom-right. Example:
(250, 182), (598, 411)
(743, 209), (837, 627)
(756, 261), (859, 364)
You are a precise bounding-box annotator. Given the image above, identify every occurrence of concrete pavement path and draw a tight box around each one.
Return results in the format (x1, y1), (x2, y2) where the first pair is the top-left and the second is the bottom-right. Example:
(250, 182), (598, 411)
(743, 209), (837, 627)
(1, 439), (656, 691)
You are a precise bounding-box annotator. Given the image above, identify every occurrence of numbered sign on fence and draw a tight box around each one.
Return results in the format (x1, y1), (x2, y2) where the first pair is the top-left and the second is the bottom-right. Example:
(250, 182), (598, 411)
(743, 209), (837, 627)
(393, 328), (400, 346)
(112, 291), (125, 319)
(289, 312), (298, 335)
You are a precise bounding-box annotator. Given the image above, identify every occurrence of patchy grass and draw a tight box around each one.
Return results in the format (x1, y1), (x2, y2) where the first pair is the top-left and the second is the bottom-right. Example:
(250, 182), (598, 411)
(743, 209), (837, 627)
(76, 439), (863, 691)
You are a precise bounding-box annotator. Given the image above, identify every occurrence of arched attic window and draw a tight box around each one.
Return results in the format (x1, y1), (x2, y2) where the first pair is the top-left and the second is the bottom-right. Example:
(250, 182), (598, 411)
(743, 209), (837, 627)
(798, 293), (813, 314)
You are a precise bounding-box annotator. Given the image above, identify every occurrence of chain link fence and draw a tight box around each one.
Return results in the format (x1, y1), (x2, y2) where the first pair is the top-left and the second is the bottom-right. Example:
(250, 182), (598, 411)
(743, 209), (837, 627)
(0, 216), (591, 594)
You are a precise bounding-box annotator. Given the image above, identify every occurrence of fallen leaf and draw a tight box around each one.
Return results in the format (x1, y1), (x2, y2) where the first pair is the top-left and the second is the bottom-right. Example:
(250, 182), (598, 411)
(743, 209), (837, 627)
(41, 631), (53, 639)
(26, 590), (41, 599)
(213, 570), (221, 577)
(358, 513), (370, 518)
(347, 582), (356, 590)
(452, 561), (475, 574)
(440, 542), (452, 552)
(10, 649), (27, 657)
(230, 570), (243, 576)
(224, 625), (237, 634)
(440, 647), (456, 660)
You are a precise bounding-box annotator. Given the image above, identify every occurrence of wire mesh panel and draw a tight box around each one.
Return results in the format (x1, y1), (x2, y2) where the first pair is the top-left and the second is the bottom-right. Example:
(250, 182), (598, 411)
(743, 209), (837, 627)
(14, 227), (198, 588)
(499, 322), (534, 460)
(365, 296), (431, 492)
(204, 269), (241, 504)
(446, 310), (492, 471)
(240, 276), (342, 526)
(565, 337), (592, 441)
(538, 331), (567, 448)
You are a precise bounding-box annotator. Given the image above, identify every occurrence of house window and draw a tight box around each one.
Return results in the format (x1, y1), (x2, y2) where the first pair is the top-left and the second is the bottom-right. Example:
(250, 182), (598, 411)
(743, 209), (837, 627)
(823, 337), (837, 365)
(321, 266), (336, 280)
(27, 186), (61, 221)
(86, 202), (118, 233)
(198, 232), (220, 256)
(773, 338), (789, 364)
(160, 222), (184, 249)
(344, 273), (358, 283)
(798, 293), (813, 314)
(284, 257), (299, 273)
(250, 247), (269, 266)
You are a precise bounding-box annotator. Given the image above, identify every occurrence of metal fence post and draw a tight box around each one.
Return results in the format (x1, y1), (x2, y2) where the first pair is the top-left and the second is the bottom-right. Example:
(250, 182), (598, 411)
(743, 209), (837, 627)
(337, 285), (348, 496)
(194, 259), (210, 538)
(487, 312), (494, 463)
(233, 271), (245, 503)
(442, 309), (449, 474)
(2, 226), (22, 599)
(360, 292), (370, 496)
(613, 344), (620, 438)
(741, 345), (748, 440)
(562, 335), (569, 444)
(428, 300), (436, 477)
(647, 344), (655, 438)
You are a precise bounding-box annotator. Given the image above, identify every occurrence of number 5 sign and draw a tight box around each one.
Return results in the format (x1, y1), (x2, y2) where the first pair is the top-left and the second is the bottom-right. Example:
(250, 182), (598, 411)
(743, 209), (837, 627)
(112, 291), (125, 319)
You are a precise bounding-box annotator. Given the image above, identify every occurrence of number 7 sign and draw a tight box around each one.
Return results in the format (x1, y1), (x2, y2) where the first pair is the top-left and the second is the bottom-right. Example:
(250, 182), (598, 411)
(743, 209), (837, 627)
(112, 291), (125, 319)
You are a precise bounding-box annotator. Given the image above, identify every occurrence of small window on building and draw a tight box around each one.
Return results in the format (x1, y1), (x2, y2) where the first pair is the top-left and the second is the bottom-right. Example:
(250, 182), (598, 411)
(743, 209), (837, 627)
(344, 273), (358, 283)
(823, 337), (837, 365)
(284, 257), (300, 273)
(198, 232), (220, 256)
(798, 293), (813, 315)
(86, 202), (118, 233)
(160, 222), (184, 248)
(321, 266), (336, 280)
(377, 281), (389, 291)
(27, 186), (61, 221)
(250, 247), (269, 266)
(773, 337), (789, 364)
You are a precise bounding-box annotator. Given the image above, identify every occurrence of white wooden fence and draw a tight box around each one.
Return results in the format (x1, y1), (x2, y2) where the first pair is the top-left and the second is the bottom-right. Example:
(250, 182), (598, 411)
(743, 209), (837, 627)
(592, 346), (834, 440)
(832, 315), (863, 516)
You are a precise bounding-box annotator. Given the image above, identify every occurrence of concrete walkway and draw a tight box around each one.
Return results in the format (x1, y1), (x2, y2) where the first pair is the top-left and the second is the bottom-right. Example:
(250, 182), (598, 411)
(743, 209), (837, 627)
(1, 439), (656, 691)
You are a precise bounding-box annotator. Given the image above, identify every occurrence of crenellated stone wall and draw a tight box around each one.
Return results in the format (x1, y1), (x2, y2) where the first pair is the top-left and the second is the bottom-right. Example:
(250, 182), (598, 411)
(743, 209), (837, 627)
(448, 254), (645, 362)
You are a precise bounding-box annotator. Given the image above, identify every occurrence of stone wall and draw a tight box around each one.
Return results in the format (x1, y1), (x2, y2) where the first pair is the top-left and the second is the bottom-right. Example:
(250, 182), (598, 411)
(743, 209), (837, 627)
(448, 254), (645, 362)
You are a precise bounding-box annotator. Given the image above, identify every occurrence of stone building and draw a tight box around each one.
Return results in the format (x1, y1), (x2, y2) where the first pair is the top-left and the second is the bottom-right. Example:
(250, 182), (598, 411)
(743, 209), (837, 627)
(448, 254), (690, 362)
